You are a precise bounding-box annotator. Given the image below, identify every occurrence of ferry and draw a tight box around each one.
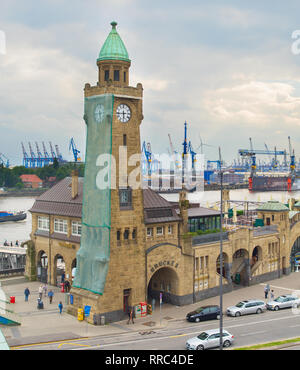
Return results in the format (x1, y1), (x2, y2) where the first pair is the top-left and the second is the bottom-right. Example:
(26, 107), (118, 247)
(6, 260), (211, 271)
(0, 211), (27, 223)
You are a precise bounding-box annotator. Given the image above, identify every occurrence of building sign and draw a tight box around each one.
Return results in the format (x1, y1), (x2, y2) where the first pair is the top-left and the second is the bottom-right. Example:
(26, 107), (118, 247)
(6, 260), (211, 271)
(58, 242), (76, 249)
(150, 260), (179, 274)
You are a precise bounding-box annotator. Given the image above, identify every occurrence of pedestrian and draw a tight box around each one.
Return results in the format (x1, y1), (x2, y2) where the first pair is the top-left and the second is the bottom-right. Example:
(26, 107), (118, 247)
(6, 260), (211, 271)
(48, 289), (54, 304)
(270, 290), (275, 300)
(61, 272), (65, 284)
(15, 240), (19, 246)
(64, 280), (70, 293)
(10, 242), (13, 246)
(38, 285), (43, 300)
(264, 284), (270, 299)
(37, 297), (44, 309)
(43, 283), (48, 297)
(58, 301), (63, 314)
(127, 307), (134, 324)
(24, 287), (30, 302)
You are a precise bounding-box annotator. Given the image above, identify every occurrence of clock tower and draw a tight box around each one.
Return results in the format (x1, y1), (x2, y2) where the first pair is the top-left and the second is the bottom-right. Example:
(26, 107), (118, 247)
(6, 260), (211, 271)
(70, 21), (146, 322)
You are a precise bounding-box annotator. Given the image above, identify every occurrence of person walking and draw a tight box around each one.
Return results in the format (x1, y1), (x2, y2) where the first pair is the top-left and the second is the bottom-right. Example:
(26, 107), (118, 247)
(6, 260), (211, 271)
(24, 287), (30, 302)
(270, 290), (275, 300)
(127, 307), (134, 324)
(58, 301), (63, 314)
(264, 284), (270, 299)
(48, 289), (54, 304)
(38, 285), (43, 300)
(43, 283), (48, 297)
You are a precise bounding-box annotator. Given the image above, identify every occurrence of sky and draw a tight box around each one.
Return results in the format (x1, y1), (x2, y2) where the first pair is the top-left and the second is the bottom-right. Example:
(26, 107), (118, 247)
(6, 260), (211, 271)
(1, 0), (300, 166)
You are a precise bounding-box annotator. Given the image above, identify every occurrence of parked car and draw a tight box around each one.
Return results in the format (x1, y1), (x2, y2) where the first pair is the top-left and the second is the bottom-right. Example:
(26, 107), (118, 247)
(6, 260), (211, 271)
(186, 329), (234, 350)
(266, 295), (300, 311)
(186, 305), (221, 322)
(226, 299), (266, 317)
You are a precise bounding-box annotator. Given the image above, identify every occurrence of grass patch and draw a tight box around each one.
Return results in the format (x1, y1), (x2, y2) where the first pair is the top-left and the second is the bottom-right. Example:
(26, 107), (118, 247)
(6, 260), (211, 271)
(234, 337), (300, 350)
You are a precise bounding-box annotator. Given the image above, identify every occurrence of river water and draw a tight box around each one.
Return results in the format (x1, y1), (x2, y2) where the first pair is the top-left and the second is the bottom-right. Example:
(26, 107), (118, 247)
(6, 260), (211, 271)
(0, 189), (300, 245)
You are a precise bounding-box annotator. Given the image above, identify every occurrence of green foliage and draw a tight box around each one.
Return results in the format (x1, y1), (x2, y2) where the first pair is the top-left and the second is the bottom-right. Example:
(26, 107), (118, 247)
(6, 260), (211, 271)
(0, 162), (85, 188)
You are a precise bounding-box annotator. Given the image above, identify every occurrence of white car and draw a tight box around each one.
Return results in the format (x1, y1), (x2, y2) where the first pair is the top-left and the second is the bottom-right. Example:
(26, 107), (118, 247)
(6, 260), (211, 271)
(186, 329), (234, 350)
(266, 295), (300, 311)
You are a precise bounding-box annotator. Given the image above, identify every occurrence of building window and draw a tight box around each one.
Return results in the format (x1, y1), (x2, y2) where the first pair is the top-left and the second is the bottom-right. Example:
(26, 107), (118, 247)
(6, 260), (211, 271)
(104, 70), (109, 81)
(38, 216), (49, 231)
(117, 230), (121, 241)
(71, 221), (81, 236)
(123, 134), (127, 146)
(124, 229), (129, 240)
(156, 226), (164, 236)
(124, 71), (126, 82)
(132, 228), (136, 239)
(54, 218), (68, 234)
(168, 225), (173, 234)
(119, 188), (132, 209)
(114, 70), (120, 81)
(147, 228), (153, 237)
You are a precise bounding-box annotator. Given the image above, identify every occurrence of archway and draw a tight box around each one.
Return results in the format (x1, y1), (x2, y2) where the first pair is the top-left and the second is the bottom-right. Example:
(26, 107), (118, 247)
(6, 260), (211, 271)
(71, 258), (77, 283)
(54, 254), (65, 286)
(37, 250), (48, 283)
(147, 267), (179, 306)
(216, 252), (229, 278)
(251, 246), (262, 266)
(290, 236), (300, 272)
(232, 249), (249, 286)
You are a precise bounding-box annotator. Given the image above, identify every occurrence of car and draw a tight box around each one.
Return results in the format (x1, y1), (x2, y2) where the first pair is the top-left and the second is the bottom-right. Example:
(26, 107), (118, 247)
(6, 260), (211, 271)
(266, 295), (300, 311)
(186, 305), (221, 322)
(226, 299), (266, 317)
(186, 329), (234, 350)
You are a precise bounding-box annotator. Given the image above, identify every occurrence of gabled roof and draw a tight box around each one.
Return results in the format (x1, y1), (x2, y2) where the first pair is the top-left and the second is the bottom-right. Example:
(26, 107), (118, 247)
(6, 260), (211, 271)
(257, 201), (289, 212)
(20, 174), (42, 183)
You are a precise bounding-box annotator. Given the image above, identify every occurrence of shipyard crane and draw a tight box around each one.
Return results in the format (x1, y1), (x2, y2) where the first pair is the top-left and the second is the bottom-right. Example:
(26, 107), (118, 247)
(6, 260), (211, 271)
(42, 142), (52, 166)
(28, 142), (37, 168)
(142, 141), (152, 176)
(0, 153), (9, 168)
(49, 142), (57, 160)
(35, 142), (44, 167)
(168, 133), (180, 169)
(69, 138), (81, 162)
(288, 136), (296, 175)
(21, 142), (30, 168)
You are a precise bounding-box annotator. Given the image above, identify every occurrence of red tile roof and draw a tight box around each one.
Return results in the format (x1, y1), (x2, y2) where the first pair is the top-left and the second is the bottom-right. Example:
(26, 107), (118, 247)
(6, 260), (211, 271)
(20, 174), (42, 183)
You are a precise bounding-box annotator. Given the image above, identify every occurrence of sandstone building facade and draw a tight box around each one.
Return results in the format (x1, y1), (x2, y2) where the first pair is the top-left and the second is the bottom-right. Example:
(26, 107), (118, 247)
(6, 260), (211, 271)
(26, 22), (300, 323)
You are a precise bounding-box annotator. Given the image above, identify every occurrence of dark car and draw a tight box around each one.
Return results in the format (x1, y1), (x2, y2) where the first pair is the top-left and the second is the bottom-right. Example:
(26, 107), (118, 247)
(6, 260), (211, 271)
(186, 305), (221, 323)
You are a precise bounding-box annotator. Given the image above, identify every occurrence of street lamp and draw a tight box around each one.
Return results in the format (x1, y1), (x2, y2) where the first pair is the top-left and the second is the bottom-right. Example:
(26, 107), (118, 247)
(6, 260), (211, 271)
(219, 146), (224, 350)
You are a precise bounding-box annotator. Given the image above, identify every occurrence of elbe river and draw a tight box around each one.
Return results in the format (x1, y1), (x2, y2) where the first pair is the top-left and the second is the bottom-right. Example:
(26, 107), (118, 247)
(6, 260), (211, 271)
(0, 189), (300, 246)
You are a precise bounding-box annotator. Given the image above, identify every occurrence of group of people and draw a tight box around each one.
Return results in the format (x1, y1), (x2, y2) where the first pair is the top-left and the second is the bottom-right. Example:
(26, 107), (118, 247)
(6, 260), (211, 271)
(3, 240), (19, 247)
(24, 284), (63, 314)
(264, 284), (275, 300)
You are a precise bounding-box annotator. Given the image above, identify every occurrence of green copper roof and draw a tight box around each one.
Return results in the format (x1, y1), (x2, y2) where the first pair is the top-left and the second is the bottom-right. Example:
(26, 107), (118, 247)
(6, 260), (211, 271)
(98, 21), (130, 62)
(257, 201), (289, 212)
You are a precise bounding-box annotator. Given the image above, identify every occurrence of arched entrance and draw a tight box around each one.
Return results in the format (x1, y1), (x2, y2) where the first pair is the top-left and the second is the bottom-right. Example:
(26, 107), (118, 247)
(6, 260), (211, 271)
(54, 254), (65, 286)
(216, 252), (229, 278)
(290, 236), (300, 272)
(147, 267), (179, 306)
(71, 258), (77, 283)
(232, 249), (249, 286)
(37, 250), (48, 283)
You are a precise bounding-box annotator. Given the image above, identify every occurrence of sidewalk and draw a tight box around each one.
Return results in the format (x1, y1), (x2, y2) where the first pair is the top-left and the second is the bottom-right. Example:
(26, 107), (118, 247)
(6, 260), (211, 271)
(1, 272), (300, 347)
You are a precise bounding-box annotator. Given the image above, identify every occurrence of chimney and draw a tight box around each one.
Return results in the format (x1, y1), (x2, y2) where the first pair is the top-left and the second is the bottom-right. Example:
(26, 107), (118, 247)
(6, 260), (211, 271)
(71, 170), (79, 199)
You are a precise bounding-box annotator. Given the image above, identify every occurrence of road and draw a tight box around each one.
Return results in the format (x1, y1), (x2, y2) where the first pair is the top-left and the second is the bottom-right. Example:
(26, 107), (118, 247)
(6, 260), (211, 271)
(10, 307), (300, 350)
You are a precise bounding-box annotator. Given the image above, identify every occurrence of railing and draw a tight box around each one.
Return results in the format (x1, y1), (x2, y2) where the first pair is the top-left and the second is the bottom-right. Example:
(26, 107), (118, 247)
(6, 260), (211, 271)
(192, 231), (229, 246)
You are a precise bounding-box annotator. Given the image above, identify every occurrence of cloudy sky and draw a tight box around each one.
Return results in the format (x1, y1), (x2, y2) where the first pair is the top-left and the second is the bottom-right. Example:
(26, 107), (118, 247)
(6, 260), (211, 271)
(1, 0), (300, 165)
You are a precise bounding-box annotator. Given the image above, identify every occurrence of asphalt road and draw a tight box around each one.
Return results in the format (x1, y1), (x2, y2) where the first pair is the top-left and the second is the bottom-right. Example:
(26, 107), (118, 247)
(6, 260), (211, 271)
(11, 307), (300, 350)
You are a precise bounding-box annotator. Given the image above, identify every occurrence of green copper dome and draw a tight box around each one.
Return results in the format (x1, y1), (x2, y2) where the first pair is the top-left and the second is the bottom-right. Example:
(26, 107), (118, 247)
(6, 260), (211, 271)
(98, 21), (130, 62)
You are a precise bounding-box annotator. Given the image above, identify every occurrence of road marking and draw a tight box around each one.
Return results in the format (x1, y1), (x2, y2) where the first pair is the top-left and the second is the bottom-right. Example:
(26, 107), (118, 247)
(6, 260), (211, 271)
(58, 342), (91, 349)
(240, 330), (266, 336)
(169, 334), (188, 338)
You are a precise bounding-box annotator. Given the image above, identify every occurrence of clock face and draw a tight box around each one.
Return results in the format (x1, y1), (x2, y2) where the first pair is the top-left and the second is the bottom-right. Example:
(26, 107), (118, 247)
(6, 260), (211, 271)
(116, 104), (131, 123)
(94, 104), (104, 123)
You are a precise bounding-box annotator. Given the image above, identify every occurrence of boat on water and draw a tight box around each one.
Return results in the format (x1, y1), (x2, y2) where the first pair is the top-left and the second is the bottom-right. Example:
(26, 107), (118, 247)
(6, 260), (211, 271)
(249, 174), (300, 192)
(0, 211), (27, 223)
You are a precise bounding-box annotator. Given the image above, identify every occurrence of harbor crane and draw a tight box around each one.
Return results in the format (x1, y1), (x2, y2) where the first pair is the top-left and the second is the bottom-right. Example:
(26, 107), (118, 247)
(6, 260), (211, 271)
(0, 153), (9, 168)
(69, 138), (81, 162)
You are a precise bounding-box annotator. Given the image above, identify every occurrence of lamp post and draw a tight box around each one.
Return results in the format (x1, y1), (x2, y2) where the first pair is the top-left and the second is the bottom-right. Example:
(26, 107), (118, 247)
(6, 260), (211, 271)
(219, 147), (224, 350)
